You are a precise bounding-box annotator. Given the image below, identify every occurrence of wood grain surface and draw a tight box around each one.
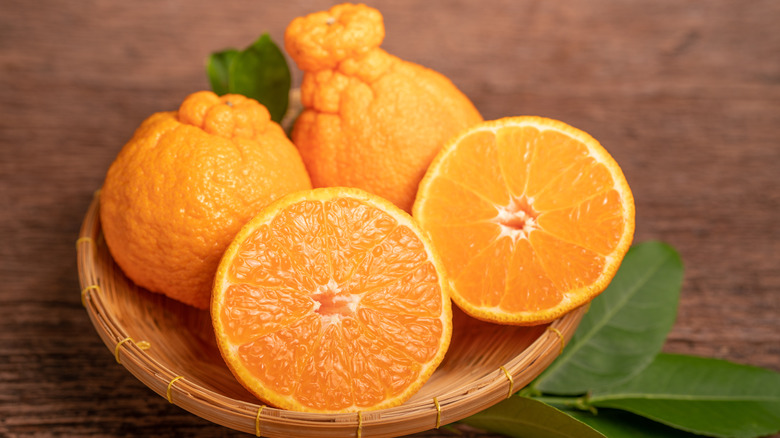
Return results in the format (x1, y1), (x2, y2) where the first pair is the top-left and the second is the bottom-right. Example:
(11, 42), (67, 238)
(1, 1), (778, 437)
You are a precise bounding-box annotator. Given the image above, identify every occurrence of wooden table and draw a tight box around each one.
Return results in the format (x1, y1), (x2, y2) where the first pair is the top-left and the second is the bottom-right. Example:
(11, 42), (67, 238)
(2, 1), (778, 436)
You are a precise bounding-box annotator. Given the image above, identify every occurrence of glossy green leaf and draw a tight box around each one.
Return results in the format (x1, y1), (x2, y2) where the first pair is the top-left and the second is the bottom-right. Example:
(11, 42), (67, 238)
(459, 396), (606, 438)
(561, 407), (700, 437)
(588, 353), (780, 438)
(532, 241), (683, 395)
(206, 49), (239, 96)
(228, 33), (290, 123)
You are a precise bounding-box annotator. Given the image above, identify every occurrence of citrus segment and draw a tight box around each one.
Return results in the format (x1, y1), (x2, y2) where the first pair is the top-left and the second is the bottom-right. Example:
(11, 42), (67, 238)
(270, 200), (331, 285)
(228, 224), (314, 291)
(326, 196), (398, 283)
(359, 262), (443, 317)
(530, 231), (607, 292)
(237, 314), (321, 397)
(436, 130), (510, 206)
(345, 225), (431, 294)
(220, 284), (315, 345)
(451, 237), (513, 309)
(501, 238), (561, 313)
(418, 177), (500, 226)
(495, 125), (534, 197)
(212, 188), (452, 413)
(413, 116), (635, 325)
(536, 190), (626, 255)
(358, 308), (444, 363)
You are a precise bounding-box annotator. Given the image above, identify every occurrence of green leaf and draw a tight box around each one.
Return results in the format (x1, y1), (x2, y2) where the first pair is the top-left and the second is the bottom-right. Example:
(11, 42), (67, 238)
(532, 241), (683, 395)
(206, 49), (239, 96)
(228, 33), (291, 123)
(588, 353), (780, 438)
(561, 407), (700, 438)
(459, 396), (607, 438)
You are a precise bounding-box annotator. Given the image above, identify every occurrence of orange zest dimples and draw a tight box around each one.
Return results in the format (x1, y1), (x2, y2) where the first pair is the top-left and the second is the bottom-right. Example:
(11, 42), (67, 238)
(212, 188), (452, 413)
(285, 3), (483, 212)
(100, 91), (311, 309)
(413, 116), (635, 325)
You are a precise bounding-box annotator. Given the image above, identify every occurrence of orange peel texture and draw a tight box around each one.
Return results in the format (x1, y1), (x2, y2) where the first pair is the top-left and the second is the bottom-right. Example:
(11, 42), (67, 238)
(285, 3), (483, 212)
(100, 91), (312, 309)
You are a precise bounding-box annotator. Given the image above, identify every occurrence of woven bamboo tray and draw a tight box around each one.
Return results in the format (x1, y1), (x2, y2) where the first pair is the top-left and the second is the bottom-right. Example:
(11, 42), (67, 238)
(77, 189), (587, 437)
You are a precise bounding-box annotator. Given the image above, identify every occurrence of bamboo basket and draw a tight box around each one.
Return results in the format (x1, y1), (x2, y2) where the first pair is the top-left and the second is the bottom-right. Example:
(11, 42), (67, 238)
(77, 191), (586, 437)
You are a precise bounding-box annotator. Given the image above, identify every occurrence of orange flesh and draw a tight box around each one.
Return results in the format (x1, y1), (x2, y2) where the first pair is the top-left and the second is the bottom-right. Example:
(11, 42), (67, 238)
(219, 196), (446, 411)
(421, 125), (628, 314)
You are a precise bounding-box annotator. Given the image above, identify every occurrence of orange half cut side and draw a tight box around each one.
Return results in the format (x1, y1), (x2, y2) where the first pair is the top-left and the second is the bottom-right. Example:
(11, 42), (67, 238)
(212, 187), (452, 413)
(413, 116), (635, 325)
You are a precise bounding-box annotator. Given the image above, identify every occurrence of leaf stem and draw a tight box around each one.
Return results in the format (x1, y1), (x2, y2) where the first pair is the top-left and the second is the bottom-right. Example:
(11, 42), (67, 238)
(531, 395), (597, 414)
(518, 386), (541, 398)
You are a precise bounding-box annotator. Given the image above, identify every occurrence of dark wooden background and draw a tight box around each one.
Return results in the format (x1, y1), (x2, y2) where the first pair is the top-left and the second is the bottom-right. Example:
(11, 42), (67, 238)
(1, 1), (778, 437)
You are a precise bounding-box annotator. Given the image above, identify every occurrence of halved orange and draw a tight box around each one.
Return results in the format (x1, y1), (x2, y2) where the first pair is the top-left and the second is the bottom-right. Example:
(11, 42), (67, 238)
(413, 116), (635, 325)
(212, 187), (452, 413)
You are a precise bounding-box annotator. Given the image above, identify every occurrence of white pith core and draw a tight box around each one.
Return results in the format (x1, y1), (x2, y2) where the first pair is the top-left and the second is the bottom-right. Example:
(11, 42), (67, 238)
(310, 278), (359, 324)
(492, 196), (539, 242)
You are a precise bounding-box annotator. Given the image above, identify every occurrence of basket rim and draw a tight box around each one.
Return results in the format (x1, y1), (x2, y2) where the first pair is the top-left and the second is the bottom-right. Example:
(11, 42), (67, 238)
(77, 190), (587, 437)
